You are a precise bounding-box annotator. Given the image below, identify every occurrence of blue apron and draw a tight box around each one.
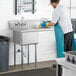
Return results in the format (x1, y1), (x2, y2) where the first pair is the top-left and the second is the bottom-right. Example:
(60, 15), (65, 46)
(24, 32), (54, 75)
(54, 23), (76, 58)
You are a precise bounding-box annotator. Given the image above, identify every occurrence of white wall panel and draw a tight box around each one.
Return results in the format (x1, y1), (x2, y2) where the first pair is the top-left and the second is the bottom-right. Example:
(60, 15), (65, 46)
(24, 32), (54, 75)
(0, 0), (56, 65)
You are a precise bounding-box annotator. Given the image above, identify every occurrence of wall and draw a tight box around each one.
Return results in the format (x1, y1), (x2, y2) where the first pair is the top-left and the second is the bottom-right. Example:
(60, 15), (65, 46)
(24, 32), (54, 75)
(60, 0), (76, 18)
(0, 0), (76, 65)
(0, 0), (56, 65)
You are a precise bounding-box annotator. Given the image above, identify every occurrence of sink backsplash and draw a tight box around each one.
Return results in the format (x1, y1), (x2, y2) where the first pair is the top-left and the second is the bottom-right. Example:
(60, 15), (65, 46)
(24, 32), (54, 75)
(8, 20), (41, 30)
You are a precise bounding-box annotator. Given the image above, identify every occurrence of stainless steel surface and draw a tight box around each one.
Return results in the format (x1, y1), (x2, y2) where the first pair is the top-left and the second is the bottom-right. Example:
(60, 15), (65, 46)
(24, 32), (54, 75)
(10, 20), (54, 45)
(9, 20), (54, 69)
(15, 0), (36, 15)
(21, 45), (23, 69)
(25, 46), (26, 57)
(27, 45), (29, 64)
(14, 43), (16, 66)
(8, 20), (54, 32)
(35, 44), (37, 67)
(14, 44), (38, 69)
(64, 51), (76, 64)
(13, 31), (39, 45)
(71, 19), (76, 33)
(11, 20), (40, 45)
(56, 64), (58, 76)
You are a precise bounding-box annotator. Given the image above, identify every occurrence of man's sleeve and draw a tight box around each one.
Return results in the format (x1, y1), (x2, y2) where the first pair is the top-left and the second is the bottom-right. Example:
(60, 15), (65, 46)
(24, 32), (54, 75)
(51, 9), (60, 23)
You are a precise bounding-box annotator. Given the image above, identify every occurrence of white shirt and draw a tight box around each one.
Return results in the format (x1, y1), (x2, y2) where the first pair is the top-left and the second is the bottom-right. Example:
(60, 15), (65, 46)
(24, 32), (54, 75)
(51, 5), (73, 34)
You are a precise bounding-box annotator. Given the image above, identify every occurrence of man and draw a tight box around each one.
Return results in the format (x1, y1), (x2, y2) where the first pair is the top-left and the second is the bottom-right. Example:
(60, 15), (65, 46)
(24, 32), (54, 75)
(49, 0), (73, 51)
(48, 0), (73, 76)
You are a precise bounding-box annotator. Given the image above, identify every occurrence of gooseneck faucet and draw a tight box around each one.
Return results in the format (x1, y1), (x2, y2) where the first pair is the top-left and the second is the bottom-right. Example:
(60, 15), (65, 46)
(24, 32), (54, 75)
(21, 17), (26, 26)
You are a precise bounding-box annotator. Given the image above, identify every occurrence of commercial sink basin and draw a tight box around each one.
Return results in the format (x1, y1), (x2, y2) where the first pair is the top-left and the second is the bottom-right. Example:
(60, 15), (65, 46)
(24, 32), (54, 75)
(13, 31), (39, 45)
(8, 20), (54, 69)
(9, 20), (53, 45)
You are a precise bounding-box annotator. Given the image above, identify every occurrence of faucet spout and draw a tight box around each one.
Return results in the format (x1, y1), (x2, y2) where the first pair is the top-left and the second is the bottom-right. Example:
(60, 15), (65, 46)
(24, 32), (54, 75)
(21, 17), (26, 26)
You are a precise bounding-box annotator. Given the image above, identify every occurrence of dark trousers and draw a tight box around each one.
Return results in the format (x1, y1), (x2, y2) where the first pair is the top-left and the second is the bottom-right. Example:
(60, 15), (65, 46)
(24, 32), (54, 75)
(58, 32), (73, 76)
(64, 32), (72, 51)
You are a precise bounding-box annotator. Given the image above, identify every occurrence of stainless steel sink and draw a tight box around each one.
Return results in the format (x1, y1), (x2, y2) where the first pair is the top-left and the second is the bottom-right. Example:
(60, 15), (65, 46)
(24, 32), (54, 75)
(13, 30), (39, 45)
(9, 20), (40, 45)
(9, 20), (53, 45)
(8, 20), (54, 68)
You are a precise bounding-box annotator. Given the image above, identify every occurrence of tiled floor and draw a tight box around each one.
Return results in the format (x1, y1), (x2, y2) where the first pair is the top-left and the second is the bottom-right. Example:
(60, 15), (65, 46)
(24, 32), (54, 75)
(0, 60), (57, 76)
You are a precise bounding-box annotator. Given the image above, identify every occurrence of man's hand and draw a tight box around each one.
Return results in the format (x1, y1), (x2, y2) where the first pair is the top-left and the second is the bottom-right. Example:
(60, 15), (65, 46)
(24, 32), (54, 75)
(48, 22), (55, 26)
(39, 22), (55, 28)
(39, 25), (43, 29)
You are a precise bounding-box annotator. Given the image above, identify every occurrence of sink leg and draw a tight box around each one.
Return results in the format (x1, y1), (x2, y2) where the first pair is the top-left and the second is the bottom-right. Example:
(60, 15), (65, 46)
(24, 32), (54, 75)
(21, 45), (23, 69)
(25, 46), (26, 57)
(56, 63), (58, 76)
(35, 44), (37, 67)
(27, 45), (29, 64)
(14, 43), (16, 66)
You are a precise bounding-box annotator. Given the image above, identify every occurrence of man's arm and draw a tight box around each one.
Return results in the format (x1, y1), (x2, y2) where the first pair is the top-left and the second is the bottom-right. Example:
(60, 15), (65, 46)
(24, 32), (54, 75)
(49, 9), (60, 26)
